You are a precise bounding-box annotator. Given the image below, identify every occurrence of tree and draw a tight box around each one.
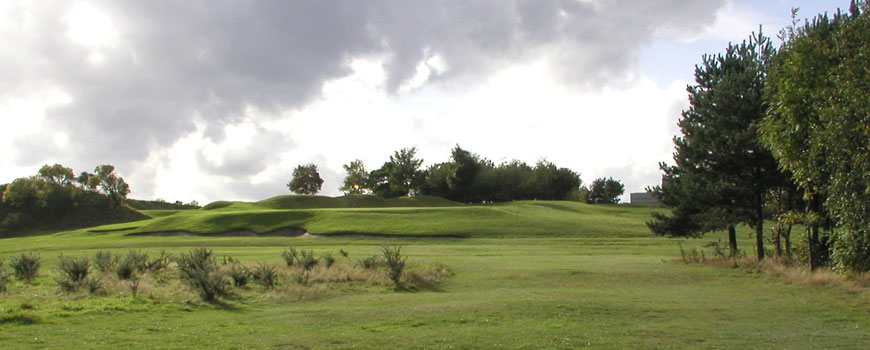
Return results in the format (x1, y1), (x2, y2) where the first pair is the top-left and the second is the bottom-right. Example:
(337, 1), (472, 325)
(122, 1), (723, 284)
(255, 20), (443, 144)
(340, 160), (369, 195)
(587, 177), (624, 204)
(38, 164), (75, 186)
(370, 147), (424, 197)
(287, 164), (324, 195)
(761, 3), (870, 271)
(648, 30), (780, 260)
(94, 165), (130, 206)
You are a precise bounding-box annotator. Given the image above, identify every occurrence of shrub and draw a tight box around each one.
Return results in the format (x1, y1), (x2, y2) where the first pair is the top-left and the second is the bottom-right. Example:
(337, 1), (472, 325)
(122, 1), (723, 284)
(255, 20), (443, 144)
(128, 276), (141, 298)
(359, 255), (381, 270)
(252, 263), (277, 289)
(123, 249), (149, 271)
(176, 248), (229, 302)
(281, 247), (299, 267)
(339, 249), (349, 258)
(323, 252), (335, 269)
(115, 256), (137, 280)
(0, 259), (10, 293)
(228, 264), (251, 287)
(222, 255), (239, 265)
(84, 276), (102, 295)
(94, 250), (119, 273)
(10, 253), (40, 283)
(382, 245), (407, 288)
(58, 255), (90, 284)
(145, 250), (171, 272)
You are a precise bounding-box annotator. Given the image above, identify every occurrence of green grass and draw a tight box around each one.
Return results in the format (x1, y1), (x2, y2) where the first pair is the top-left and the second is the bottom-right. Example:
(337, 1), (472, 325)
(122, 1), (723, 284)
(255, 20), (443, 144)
(0, 199), (867, 349)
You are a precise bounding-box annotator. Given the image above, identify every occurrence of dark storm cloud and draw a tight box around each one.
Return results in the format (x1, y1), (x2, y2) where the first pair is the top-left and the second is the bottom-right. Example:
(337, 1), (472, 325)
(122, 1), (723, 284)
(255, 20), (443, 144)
(3, 0), (724, 196)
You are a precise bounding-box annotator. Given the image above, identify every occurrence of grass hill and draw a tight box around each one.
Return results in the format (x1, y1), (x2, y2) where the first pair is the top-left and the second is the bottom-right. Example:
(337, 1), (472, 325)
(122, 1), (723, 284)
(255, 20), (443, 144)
(78, 199), (660, 239)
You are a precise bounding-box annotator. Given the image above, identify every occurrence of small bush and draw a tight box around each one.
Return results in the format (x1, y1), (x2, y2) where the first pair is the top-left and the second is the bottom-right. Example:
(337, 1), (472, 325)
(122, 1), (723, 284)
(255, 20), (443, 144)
(359, 255), (381, 270)
(339, 249), (349, 258)
(10, 253), (40, 283)
(145, 250), (171, 272)
(123, 249), (149, 271)
(128, 276), (141, 298)
(381, 245), (407, 287)
(176, 248), (229, 302)
(228, 264), (251, 287)
(94, 250), (119, 273)
(252, 263), (277, 289)
(115, 256), (137, 280)
(323, 252), (335, 269)
(222, 255), (239, 265)
(84, 277), (102, 295)
(0, 259), (10, 293)
(299, 250), (319, 271)
(281, 247), (299, 267)
(58, 255), (90, 284)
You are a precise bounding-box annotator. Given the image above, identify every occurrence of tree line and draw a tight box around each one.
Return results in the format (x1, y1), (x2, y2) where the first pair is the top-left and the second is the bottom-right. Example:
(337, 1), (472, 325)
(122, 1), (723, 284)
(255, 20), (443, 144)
(648, 2), (870, 273)
(0, 164), (139, 235)
(289, 146), (625, 204)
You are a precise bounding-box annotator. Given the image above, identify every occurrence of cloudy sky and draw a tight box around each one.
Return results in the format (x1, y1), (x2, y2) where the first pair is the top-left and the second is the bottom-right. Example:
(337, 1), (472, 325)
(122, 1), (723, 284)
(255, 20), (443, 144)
(0, 0), (851, 204)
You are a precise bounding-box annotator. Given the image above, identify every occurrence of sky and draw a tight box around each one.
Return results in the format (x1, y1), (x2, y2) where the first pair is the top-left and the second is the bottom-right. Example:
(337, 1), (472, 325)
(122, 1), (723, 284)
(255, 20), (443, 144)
(0, 0), (853, 204)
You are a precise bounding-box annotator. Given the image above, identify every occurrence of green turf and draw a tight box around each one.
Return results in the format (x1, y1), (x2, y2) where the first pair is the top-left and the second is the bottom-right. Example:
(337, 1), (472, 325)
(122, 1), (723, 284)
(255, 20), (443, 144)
(0, 200), (867, 349)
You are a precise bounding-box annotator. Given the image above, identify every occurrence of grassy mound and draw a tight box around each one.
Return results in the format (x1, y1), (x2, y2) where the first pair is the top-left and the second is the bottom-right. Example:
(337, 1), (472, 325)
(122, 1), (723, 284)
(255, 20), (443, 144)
(203, 194), (462, 210)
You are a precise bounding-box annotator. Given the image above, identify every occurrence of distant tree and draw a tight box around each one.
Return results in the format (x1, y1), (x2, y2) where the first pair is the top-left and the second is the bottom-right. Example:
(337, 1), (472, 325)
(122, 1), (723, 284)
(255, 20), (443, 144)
(94, 165), (130, 206)
(38, 164), (75, 186)
(587, 177), (623, 204)
(76, 171), (98, 190)
(446, 145), (480, 202)
(370, 147), (424, 197)
(340, 160), (369, 195)
(288, 164), (324, 195)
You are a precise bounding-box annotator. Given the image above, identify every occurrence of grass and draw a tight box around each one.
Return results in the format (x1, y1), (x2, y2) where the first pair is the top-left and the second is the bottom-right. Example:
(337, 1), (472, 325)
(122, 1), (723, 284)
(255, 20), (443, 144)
(0, 199), (867, 349)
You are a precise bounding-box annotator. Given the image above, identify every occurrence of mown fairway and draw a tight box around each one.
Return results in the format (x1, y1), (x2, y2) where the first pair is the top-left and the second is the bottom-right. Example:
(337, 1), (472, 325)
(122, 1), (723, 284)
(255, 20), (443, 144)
(0, 198), (868, 349)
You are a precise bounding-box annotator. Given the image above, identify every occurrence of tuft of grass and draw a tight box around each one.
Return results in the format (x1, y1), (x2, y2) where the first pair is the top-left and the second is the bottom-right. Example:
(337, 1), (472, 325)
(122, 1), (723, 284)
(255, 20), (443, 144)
(0, 258), (10, 293)
(10, 253), (40, 283)
(359, 255), (381, 270)
(322, 252), (335, 269)
(94, 250), (119, 273)
(339, 249), (349, 258)
(176, 248), (229, 302)
(281, 247), (299, 267)
(253, 263), (278, 289)
(228, 263), (251, 287)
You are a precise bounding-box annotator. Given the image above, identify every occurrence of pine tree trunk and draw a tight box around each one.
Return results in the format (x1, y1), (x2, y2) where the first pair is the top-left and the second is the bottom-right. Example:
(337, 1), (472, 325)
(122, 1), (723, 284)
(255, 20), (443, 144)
(728, 225), (738, 257)
(755, 190), (765, 261)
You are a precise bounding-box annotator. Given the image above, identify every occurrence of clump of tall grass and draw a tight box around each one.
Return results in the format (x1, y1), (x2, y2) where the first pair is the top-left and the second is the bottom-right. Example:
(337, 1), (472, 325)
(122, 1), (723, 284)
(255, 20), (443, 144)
(56, 255), (90, 292)
(0, 259), (11, 293)
(678, 243), (705, 264)
(322, 252), (336, 269)
(358, 255), (381, 270)
(94, 250), (119, 273)
(253, 263), (278, 289)
(10, 253), (40, 283)
(228, 264), (251, 287)
(175, 248), (229, 302)
(145, 250), (171, 272)
(281, 247), (299, 267)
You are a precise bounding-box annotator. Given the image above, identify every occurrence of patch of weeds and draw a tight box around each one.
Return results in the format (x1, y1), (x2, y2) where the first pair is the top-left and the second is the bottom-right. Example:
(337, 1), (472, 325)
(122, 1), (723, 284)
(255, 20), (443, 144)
(128, 276), (141, 298)
(381, 245), (407, 288)
(0, 313), (40, 325)
(176, 248), (229, 303)
(704, 240), (728, 259)
(281, 247), (299, 267)
(145, 250), (171, 272)
(359, 255), (381, 270)
(323, 252), (336, 269)
(56, 255), (90, 292)
(0, 258), (10, 293)
(94, 250), (119, 273)
(678, 243), (705, 264)
(228, 264), (251, 287)
(84, 276), (103, 295)
(115, 255), (137, 280)
(339, 249), (349, 258)
(10, 253), (40, 283)
(222, 255), (239, 265)
(297, 250), (319, 285)
(252, 263), (277, 289)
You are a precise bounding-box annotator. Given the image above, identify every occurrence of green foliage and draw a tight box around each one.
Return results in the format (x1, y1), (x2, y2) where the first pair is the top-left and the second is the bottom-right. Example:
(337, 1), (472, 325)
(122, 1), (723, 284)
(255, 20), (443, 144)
(145, 251), (171, 272)
(228, 264), (251, 287)
(281, 247), (299, 267)
(359, 255), (381, 270)
(57, 255), (90, 285)
(94, 164), (131, 206)
(288, 164), (324, 195)
(10, 253), (40, 283)
(339, 249), (349, 258)
(762, 2), (870, 272)
(322, 252), (335, 269)
(587, 177), (624, 204)
(84, 277), (102, 295)
(94, 250), (119, 274)
(370, 147), (425, 197)
(0, 259), (10, 293)
(176, 248), (229, 302)
(381, 245), (407, 287)
(340, 159), (369, 195)
(252, 263), (277, 289)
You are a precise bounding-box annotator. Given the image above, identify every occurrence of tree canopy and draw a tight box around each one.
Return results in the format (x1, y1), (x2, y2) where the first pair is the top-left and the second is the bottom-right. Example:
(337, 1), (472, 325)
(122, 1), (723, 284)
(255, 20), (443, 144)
(288, 164), (324, 195)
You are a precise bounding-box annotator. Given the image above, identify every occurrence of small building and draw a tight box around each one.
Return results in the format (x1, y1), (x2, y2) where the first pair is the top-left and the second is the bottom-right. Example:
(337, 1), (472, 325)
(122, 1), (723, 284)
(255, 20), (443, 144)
(629, 192), (660, 205)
